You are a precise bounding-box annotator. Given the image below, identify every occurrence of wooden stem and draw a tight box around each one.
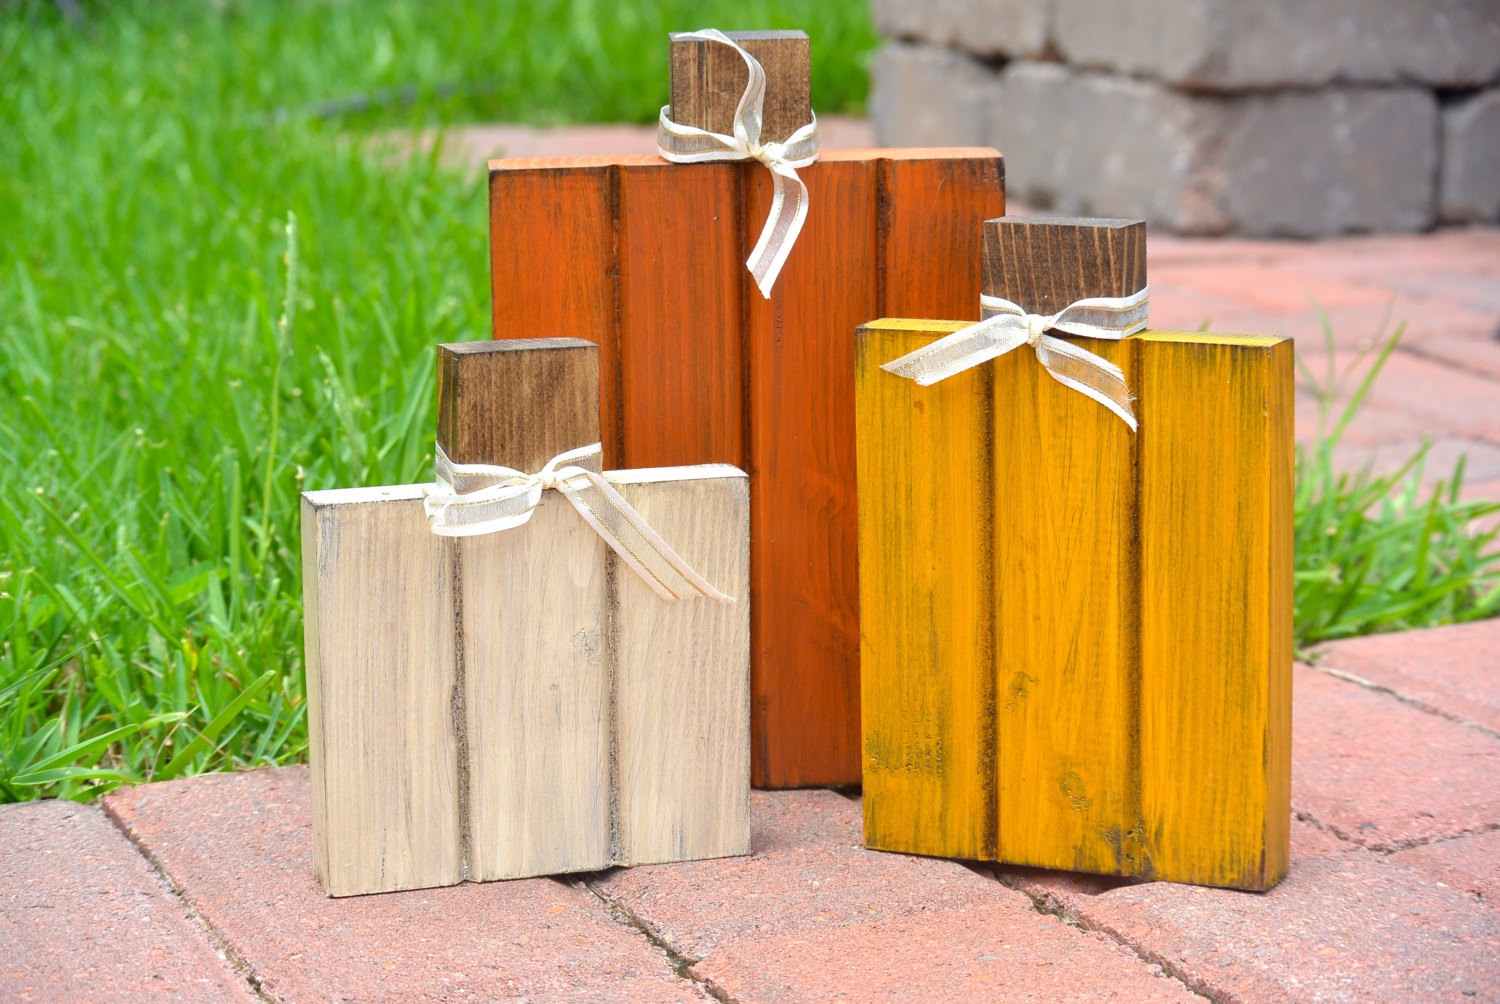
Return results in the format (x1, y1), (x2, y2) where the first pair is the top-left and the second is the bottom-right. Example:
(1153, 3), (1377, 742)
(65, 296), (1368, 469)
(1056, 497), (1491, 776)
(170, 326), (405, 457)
(981, 216), (1146, 312)
(436, 338), (600, 471)
(669, 29), (811, 144)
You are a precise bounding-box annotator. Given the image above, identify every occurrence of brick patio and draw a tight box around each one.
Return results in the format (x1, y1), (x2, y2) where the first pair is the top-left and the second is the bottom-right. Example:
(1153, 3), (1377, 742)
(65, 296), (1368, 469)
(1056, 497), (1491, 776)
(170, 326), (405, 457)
(3, 124), (1497, 1002)
(5, 619), (1498, 1002)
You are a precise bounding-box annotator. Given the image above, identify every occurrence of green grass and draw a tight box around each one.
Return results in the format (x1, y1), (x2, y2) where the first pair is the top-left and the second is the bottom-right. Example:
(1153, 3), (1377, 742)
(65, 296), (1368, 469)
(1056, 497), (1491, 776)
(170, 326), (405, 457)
(0, 0), (877, 803)
(1293, 318), (1500, 653)
(0, 0), (1495, 804)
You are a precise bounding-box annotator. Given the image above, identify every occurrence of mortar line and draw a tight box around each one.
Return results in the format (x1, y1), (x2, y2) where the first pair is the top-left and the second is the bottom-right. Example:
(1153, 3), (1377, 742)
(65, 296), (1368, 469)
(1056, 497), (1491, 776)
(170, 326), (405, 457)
(100, 800), (276, 1004)
(581, 877), (737, 1003)
(1399, 341), (1500, 385)
(987, 868), (1223, 1004)
(1308, 661), (1500, 741)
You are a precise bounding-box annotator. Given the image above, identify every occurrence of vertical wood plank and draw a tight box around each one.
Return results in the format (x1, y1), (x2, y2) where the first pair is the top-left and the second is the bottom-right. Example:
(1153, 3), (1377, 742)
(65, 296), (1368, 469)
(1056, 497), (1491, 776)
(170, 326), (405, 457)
(745, 153), (878, 787)
(856, 319), (997, 860)
(437, 336), (614, 880)
(610, 467), (751, 866)
(617, 162), (745, 470)
(877, 150), (1006, 321)
(488, 162), (622, 463)
(488, 149), (1008, 789)
(669, 30), (811, 143)
(437, 339), (599, 470)
(461, 494), (611, 880)
(1134, 331), (1294, 890)
(301, 487), (462, 896)
(985, 217), (1147, 875)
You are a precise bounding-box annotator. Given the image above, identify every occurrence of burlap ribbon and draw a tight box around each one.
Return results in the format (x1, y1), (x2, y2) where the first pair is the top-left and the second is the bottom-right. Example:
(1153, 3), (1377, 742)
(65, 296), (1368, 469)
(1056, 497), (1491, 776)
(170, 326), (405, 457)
(423, 443), (732, 602)
(657, 28), (820, 298)
(880, 287), (1150, 430)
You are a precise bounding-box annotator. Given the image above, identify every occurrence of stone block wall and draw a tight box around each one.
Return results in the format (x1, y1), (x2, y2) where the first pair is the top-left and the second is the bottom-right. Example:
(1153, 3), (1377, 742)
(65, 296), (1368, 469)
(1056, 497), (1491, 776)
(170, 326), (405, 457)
(869, 0), (1500, 235)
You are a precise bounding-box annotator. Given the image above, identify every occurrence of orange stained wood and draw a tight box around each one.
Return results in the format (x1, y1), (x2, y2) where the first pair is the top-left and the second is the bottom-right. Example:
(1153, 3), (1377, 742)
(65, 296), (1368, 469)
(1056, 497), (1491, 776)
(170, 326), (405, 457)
(854, 319), (1292, 891)
(489, 148), (1005, 788)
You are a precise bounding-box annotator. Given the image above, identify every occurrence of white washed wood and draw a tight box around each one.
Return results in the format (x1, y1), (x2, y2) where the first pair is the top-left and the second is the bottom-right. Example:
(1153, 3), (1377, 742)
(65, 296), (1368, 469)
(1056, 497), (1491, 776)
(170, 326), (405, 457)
(300, 466), (751, 896)
(301, 487), (463, 897)
(461, 493), (612, 880)
(611, 467), (751, 866)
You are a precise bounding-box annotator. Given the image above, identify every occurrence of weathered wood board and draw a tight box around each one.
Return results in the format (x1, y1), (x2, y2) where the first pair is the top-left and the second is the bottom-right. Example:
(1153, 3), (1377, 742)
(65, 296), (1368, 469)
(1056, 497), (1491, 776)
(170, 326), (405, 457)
(490, 144), (1004, 788)
(302, 341), (750, 896)
(855, 217), (1292, 891)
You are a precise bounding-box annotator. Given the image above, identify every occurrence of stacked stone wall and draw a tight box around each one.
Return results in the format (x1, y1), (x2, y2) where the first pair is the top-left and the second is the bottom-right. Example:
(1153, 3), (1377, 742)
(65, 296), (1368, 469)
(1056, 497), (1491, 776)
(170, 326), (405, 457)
(870, 0), (1500, 234)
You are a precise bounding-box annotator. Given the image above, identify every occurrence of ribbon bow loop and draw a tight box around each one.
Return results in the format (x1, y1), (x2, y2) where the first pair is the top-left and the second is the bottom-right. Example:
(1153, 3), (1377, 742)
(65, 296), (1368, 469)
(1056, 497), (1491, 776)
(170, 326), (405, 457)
(657, 28), (820, 298)
(879, 287), (1150, 431)
(423, 443), (732, 603)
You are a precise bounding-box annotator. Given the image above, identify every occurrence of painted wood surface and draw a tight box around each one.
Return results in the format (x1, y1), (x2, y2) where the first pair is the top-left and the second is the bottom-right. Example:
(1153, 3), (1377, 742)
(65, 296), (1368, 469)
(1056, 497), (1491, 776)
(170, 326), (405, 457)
(488, 147), (1005, 787)
(301, 486), (461, 898)
(1135, 330), (1294, 890)
(854, 218), (1292, 891)
(986, 217), (1144, 877)
(856, 319), (995, 862)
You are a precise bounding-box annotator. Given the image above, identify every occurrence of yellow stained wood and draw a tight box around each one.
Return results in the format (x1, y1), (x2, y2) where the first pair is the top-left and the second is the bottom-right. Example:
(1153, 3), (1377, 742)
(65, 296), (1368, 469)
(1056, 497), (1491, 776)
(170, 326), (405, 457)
(855, 321), (1294, 891)
(992, 335), (1139, 876)
(1134, 330), (1293, 890)
(856, 319), (996, 860)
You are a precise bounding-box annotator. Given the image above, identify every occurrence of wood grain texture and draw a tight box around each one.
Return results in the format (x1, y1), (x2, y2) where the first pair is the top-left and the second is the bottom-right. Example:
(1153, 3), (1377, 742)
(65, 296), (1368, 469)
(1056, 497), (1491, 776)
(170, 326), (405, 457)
(487, 165), (621, 462)
(985, 218), (1145, 876)
(855, 321), (1294, 889)
(981, 216), (1145, 313)
(462, 494), (611, 881)
(669, 30), (810, 143)
(437, 339), (599, 469)
(879, 153), (1006, 320)
(857, 219), (1291, 889)
(488, 147), (1006, 787)
(610, 468), (751, 866)
(745, 155), (877, 788)
(301, 487), (461, 897)
(1134, 330), (1293, 890)
(617, 163), (745, 470)
(856, 320), (996, 861)
(991, 333), (1139, 875)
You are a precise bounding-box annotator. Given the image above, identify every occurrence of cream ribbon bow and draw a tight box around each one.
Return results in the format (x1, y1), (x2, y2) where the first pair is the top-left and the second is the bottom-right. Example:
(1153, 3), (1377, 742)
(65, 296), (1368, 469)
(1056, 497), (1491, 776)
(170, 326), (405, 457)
(657, 28), (820, 298)
(423, 442), (732, 602)
(880, 287), (1150, 430)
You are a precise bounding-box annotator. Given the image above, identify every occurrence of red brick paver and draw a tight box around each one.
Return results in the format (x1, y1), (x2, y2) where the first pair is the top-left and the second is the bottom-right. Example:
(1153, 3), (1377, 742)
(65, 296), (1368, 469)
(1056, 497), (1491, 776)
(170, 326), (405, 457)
(1390, 829), (1500, 904)
(1057, 849), (1499, 1003)
(597, 790), (1194, 1002)
(1316, 618), (1500, 735)
(103, 768), (710, 1004)
(0, 799), (255, 1003)
(1291, 664), (1500, 851)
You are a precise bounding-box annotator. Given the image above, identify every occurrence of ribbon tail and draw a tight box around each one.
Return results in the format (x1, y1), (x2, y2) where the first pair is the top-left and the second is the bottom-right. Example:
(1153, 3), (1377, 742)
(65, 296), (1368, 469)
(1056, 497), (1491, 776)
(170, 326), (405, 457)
(745, 162), (809, 298)
(1035, 336), (1138, 431)
(555, 470), (734, 603)
(880, 316), (1030, 386)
